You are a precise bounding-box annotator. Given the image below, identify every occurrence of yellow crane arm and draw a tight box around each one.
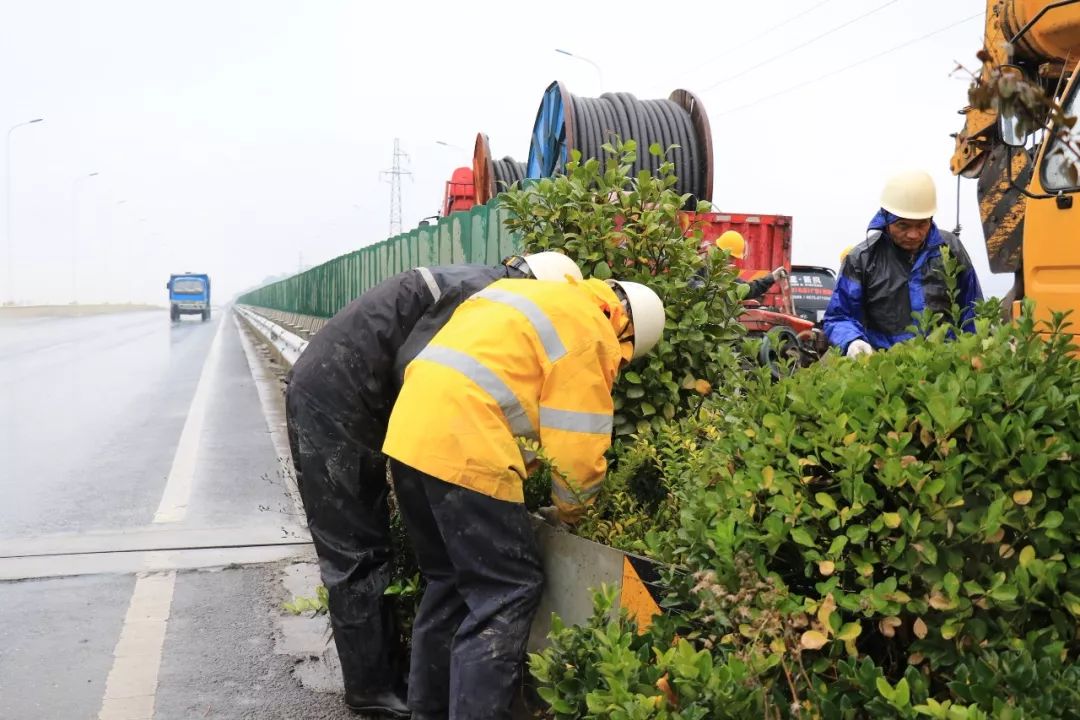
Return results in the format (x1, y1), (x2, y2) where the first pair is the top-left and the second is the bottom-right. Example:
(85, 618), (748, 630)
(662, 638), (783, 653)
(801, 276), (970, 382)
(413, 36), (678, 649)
(951, 0), (1080, 178)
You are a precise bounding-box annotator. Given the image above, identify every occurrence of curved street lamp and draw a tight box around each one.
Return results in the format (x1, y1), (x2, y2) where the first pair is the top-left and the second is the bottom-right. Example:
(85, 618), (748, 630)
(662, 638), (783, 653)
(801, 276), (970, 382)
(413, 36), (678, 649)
(554, 49), (604, 91)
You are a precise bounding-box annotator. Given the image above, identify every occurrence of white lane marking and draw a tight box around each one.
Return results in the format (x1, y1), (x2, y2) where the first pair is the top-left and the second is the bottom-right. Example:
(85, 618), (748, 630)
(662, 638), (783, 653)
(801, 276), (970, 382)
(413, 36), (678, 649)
(98, 319), (227, 717)
(152, 318), (227, 523)
(97, 571), (176, 720)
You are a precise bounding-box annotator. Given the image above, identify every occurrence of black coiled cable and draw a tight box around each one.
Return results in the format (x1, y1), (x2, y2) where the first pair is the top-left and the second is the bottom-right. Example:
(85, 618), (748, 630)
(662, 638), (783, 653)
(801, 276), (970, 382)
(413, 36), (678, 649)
(569, 92), (707, 204)
(492, 157), (526, 193)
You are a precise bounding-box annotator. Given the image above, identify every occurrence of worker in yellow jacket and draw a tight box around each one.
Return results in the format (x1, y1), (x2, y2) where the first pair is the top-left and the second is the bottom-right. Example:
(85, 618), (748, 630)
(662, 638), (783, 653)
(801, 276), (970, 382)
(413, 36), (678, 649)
(383, 276), (665, 720)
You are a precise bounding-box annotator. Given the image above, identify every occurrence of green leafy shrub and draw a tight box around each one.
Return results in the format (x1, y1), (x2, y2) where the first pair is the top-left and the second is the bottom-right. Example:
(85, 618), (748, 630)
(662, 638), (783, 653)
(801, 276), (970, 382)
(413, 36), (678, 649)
(569, 424), (698, 555)
(283, 584), (329, 615)
(499, 139), (747, 439)
(532, 303), (1080, 718)
(530, 585), (765, 720)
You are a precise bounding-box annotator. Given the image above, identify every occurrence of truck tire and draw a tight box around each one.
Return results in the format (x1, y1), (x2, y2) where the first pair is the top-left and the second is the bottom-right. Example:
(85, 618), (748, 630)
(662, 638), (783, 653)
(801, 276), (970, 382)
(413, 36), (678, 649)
(758, 327), (801, 382)
(201, 309), (210, 322)
(170, 306), (179, 322)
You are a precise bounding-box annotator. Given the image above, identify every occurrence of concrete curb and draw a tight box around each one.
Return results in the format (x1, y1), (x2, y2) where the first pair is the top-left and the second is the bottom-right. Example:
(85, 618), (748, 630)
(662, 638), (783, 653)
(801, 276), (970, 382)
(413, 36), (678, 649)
(231, 306), (359, 709)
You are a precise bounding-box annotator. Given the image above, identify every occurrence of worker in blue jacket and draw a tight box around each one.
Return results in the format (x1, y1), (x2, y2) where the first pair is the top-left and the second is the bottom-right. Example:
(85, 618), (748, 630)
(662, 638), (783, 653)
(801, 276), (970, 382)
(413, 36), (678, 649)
(823, 170), (983, 357)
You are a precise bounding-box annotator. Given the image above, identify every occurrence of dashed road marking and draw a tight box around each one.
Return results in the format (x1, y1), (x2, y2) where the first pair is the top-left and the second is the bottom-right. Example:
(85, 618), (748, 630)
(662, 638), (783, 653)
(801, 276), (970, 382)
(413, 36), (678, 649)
(97, 571), (175, 720)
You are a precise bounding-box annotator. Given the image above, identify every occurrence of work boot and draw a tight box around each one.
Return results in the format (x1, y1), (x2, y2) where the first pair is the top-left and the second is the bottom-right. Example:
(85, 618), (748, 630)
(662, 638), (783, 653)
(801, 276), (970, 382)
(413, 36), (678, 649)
(345, 689), (411, 718)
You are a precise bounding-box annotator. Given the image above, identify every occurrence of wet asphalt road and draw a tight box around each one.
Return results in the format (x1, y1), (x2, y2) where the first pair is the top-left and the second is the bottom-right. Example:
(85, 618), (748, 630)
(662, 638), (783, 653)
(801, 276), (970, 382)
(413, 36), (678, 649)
(0, 308), (358, 719)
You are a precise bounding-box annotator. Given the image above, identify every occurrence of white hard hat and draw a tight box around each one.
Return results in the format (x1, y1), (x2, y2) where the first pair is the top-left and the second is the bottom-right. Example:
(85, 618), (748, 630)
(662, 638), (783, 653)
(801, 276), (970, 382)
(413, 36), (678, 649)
(521, 251), (583, 281)
(880, 170), (937, 220)
(607, 280), (665, 360)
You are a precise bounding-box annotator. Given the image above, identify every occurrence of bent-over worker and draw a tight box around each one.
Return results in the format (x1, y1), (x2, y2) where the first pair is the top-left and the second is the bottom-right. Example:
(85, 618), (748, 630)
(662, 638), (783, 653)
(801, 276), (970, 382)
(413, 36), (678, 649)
(383, 276), (665, 720)
(285, 252), (582, 717)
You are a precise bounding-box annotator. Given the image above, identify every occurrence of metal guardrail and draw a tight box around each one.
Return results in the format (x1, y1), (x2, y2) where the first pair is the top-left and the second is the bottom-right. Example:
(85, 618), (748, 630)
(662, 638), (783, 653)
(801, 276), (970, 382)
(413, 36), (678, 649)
(235, 305), (308, 366)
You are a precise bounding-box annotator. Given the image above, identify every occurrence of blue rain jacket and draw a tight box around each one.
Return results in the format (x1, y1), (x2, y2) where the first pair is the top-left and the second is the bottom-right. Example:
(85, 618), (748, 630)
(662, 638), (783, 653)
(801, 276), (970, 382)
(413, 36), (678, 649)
(823, 210), (983, 352)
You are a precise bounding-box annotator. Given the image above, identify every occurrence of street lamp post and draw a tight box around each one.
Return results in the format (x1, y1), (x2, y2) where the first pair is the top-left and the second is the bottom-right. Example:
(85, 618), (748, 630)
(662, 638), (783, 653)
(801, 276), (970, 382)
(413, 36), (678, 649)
(554, 49), (604, 91)
(5, 117), (44, 305)
(71, 172), (99, 304)
(107, 200), (129, 304)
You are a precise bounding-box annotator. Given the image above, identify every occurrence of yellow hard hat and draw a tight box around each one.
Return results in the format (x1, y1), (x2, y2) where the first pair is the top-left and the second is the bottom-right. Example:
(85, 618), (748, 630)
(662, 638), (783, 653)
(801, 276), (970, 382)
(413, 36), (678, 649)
(717, 230), (746, 260)
(880, 170), (937, 219)
(839, 245), (854, 264)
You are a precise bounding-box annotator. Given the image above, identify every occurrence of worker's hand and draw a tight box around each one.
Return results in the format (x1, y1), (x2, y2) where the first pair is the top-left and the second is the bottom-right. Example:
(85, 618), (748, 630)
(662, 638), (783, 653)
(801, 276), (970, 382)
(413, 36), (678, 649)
(771, 266), (788, 281)
(536, 505), (570, 530)
(846, 339), (873, 358)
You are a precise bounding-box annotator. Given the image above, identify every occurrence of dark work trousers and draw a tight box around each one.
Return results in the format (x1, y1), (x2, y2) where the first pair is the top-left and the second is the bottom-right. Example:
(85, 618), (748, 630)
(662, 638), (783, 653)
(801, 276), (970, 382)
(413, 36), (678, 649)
(285, 387), (402, 696)
(389, 460), (544, 720)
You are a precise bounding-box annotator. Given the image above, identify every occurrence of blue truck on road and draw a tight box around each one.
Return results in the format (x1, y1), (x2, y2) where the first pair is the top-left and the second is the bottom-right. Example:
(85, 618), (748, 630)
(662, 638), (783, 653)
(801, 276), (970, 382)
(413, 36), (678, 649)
(167, 273), (211, 322)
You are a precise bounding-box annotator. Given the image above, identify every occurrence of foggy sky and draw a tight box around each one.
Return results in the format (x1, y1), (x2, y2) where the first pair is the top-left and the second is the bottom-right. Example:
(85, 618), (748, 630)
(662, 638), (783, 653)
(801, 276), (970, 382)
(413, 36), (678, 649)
(0, 0), (1011, 306)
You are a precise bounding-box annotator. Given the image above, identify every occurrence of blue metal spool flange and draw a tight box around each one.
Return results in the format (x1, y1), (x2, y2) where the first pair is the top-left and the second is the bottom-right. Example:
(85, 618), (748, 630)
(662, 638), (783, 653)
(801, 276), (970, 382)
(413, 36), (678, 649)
(526, 81), (576, 179)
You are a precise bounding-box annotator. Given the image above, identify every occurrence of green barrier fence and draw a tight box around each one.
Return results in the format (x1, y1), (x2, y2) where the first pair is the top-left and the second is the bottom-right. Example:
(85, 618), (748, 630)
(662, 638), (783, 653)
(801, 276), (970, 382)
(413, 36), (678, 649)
(237, 198), (523, 317)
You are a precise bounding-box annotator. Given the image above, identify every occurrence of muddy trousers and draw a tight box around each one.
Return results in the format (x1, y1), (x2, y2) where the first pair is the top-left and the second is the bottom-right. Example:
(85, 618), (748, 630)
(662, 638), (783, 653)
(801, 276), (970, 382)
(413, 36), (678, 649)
(390, 460), (544, 720)
(285, 389), (402, 696)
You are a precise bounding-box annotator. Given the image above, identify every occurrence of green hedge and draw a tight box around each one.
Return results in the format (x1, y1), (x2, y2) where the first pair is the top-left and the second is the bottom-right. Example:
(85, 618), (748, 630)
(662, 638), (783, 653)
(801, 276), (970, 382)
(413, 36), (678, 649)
(532, 304), (1080, 719)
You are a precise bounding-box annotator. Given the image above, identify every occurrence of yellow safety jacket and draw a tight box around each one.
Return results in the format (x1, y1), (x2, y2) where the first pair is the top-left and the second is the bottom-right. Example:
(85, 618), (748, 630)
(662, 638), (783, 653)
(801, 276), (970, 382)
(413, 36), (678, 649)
(382, 278), (626, 523)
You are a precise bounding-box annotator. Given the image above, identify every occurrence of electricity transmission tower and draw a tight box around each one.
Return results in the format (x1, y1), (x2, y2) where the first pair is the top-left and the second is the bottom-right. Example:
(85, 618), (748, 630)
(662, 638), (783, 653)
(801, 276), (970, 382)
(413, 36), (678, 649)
(380, 138), (411, 237)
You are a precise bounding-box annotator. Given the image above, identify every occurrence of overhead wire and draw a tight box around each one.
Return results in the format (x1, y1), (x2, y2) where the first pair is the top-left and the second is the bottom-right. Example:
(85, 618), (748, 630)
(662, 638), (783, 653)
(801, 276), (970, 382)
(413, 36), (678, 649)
(703, 0), (904, 92)
(683, 0), (840, 76)
(711, 12), (984, 118)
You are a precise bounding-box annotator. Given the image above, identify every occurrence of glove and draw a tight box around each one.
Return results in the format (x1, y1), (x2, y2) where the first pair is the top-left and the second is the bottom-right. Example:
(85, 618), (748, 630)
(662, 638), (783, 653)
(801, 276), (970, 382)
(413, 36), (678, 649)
(536, 505), (570, 530)
(846, 339), (873, 358)
(771, 266), (788, 281)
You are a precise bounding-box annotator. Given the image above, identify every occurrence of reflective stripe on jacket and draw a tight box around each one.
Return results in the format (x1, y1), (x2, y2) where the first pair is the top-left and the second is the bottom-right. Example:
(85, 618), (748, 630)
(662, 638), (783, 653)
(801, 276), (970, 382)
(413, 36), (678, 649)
(823, 211), (983, 352)
(286, 264), (518, 449)
(382, 278), (624, 521)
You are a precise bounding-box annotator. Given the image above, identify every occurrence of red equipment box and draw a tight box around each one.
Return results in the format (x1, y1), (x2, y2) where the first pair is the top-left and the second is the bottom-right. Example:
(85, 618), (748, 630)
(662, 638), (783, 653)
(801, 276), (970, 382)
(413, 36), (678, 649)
(442, 167), (477, 217)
